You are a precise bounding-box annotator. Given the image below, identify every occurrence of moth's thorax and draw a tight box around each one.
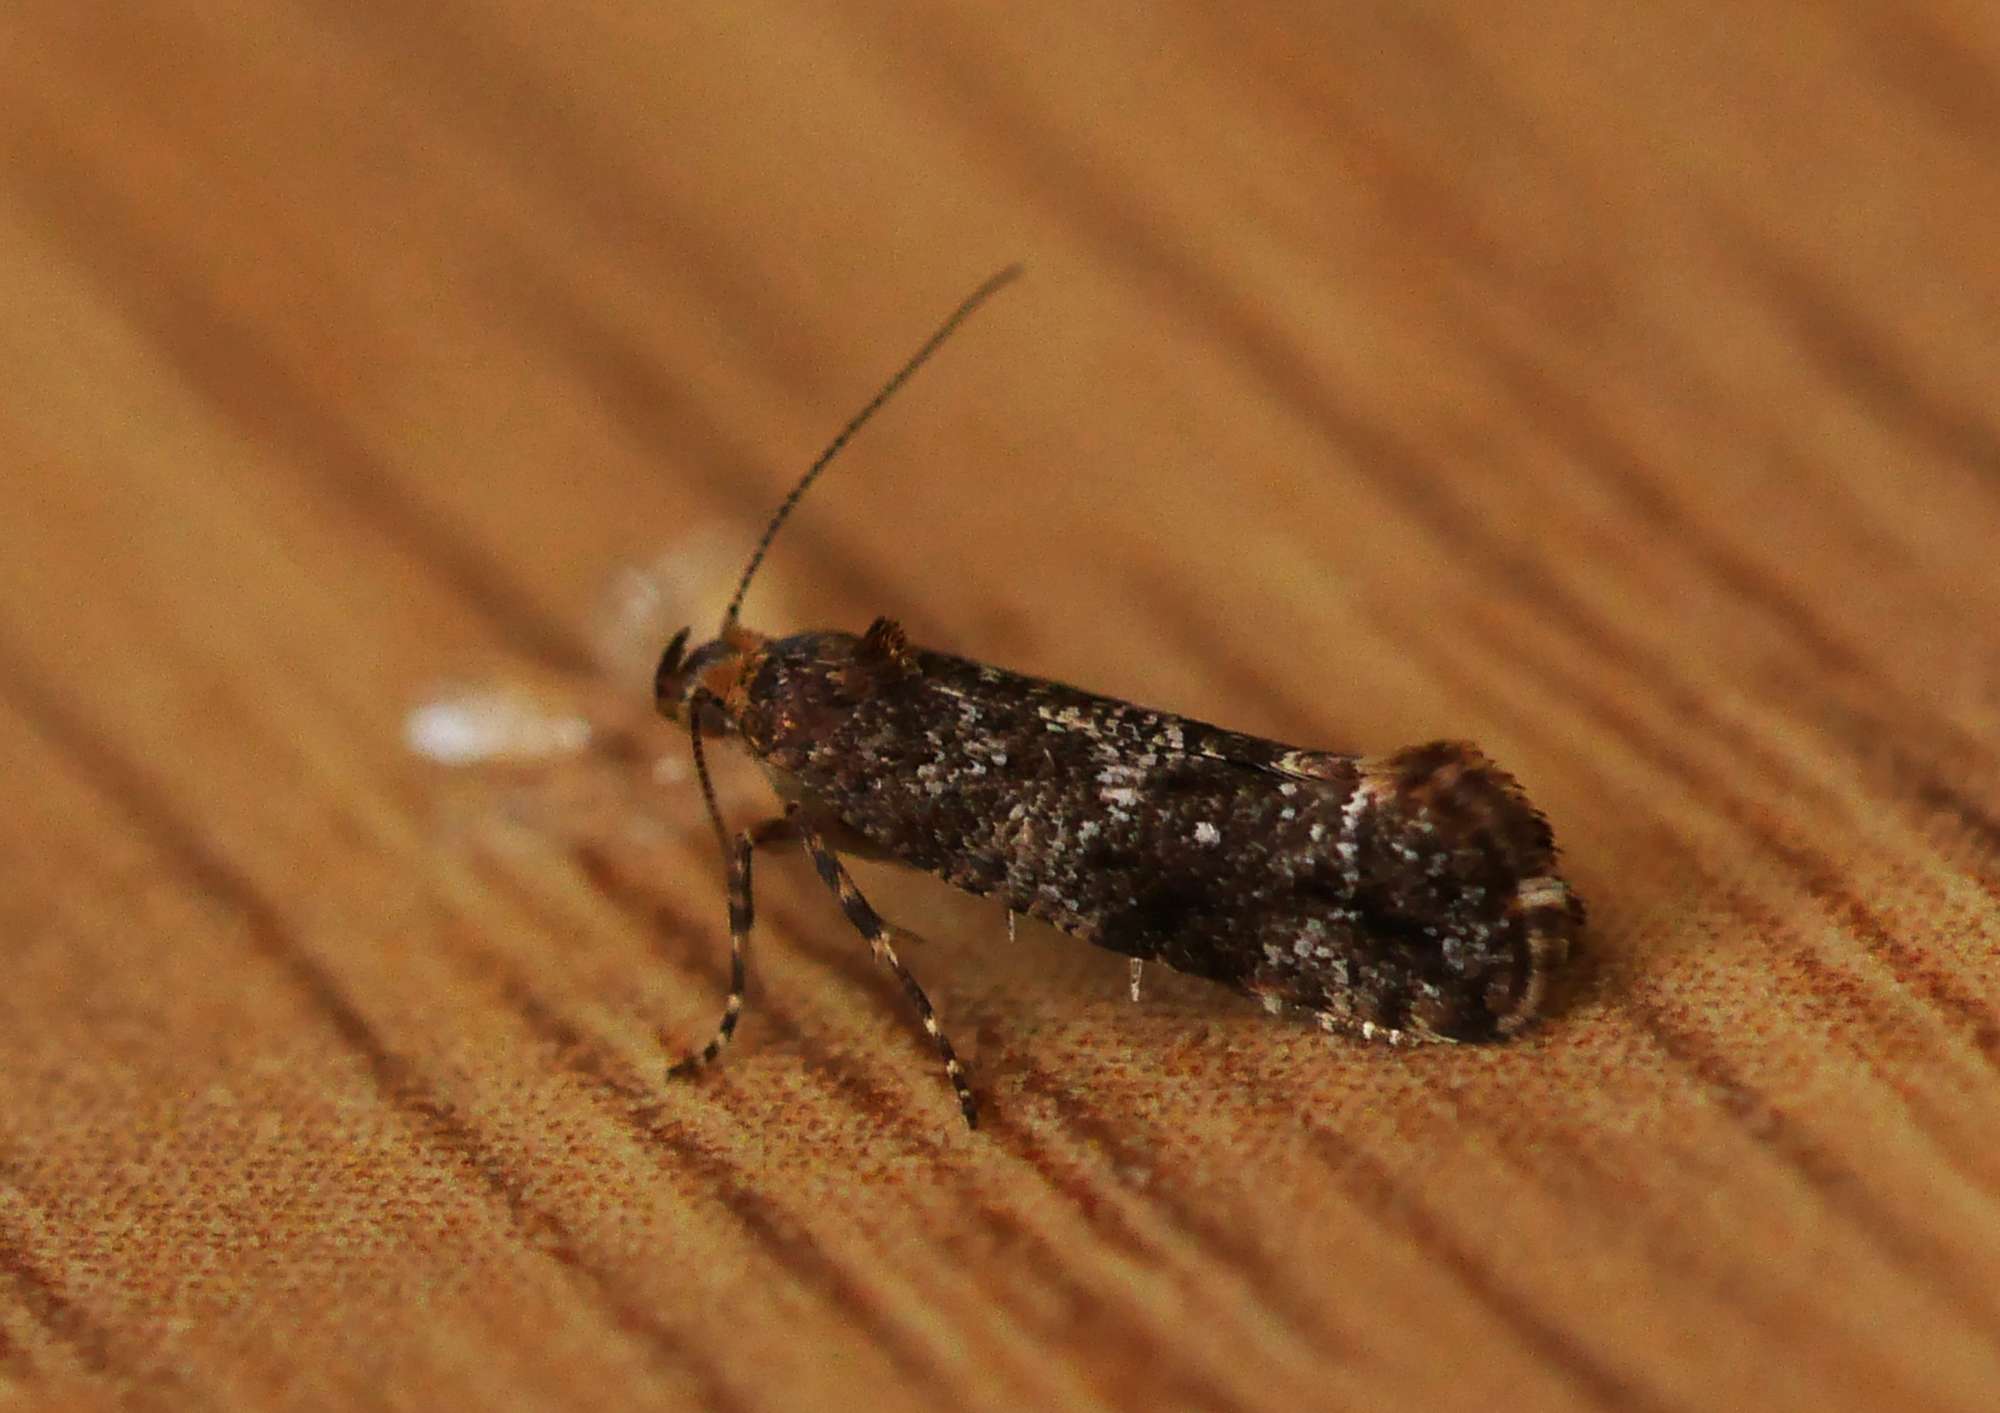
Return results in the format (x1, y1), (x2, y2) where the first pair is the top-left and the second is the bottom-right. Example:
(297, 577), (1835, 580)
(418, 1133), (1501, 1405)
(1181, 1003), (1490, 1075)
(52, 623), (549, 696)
(732, 628), (892, 756)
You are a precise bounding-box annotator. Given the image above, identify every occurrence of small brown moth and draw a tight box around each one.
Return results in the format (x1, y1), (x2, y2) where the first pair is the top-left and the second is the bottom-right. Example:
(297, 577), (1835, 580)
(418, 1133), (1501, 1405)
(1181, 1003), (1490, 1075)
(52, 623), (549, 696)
(655, 268), (1582, 1128)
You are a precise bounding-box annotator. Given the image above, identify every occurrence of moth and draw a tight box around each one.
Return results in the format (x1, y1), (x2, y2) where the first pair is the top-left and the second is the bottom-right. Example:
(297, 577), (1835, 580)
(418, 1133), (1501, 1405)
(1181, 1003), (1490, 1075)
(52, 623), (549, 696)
(654, 267), (1582, 1127)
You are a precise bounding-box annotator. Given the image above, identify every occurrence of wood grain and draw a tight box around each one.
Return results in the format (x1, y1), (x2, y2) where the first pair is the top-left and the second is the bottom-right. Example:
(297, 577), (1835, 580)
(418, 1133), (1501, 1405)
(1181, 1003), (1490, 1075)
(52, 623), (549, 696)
(3, 3), (1998, 1409)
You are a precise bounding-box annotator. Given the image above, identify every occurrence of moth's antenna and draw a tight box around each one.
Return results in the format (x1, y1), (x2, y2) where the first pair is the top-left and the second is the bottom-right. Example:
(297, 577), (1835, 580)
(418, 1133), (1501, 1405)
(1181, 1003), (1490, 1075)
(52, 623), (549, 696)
(721, 264), (1025, 630)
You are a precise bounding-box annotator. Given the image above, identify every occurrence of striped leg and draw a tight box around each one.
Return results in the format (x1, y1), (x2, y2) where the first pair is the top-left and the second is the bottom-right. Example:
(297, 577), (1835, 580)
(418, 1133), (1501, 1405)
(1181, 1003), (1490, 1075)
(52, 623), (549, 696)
(665, 812), (798, 1078)
(800, 830), (978, 1129)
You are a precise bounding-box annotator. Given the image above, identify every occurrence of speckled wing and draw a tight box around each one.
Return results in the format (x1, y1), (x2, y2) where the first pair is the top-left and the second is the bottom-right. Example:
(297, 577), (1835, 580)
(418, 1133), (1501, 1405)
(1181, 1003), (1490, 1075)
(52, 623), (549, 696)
(737, 626), (1579, 1041)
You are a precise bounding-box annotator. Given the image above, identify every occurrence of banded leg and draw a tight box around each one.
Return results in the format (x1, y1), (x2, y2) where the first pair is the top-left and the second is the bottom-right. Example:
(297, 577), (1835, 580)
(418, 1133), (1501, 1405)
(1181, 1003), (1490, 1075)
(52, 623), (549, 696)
(800, 830), (978, 1129)
(665, 811), (798, 1077)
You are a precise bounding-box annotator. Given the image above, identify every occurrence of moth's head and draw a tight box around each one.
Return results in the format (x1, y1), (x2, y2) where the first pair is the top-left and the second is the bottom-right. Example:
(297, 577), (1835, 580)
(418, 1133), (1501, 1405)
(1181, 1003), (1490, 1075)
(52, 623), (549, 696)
(653, 625), (764, 734)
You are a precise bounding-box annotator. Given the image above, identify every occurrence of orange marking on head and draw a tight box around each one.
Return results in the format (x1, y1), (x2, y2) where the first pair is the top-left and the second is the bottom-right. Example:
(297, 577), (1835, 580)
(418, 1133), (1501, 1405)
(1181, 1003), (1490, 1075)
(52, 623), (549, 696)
(695, 630), (769, 715)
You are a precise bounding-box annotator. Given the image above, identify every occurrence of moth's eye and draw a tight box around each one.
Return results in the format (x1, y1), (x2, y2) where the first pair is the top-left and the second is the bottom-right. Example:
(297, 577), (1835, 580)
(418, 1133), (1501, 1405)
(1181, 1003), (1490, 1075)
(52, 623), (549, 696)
(694, 698), (732, 736)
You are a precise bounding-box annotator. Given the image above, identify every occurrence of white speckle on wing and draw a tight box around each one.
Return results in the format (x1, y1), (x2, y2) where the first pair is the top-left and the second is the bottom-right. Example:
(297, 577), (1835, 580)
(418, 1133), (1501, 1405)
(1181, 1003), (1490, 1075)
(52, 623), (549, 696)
(1192, 821), (1221, 846)
(1516, 876), (1569, 911)
(1336, 777), (1376, 888)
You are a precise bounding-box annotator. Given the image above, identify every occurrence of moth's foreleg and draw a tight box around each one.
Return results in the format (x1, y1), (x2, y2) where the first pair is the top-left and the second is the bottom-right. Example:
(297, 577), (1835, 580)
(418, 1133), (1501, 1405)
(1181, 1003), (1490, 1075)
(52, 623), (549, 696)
(665, 811), (799, 1078)
(800, 830), (978, 1130)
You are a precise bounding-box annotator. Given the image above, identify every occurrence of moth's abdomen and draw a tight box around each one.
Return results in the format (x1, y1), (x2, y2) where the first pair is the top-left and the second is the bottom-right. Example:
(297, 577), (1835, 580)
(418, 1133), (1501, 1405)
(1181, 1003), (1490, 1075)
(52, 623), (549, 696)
(1317, 741), (1581, 1040)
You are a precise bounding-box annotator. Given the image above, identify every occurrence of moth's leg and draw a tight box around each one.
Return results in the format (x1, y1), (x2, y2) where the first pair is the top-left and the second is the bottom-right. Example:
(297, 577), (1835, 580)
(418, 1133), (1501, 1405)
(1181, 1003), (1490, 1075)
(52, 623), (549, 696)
(664, 811), (799, 1077)
(1129, 958), (1146, 1004)
(799, 829), (978, 1129)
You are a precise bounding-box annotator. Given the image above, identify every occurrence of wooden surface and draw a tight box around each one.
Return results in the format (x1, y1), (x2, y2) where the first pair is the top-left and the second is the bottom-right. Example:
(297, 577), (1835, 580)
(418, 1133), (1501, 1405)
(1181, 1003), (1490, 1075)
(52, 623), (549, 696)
(4, 3), (1999, 1410)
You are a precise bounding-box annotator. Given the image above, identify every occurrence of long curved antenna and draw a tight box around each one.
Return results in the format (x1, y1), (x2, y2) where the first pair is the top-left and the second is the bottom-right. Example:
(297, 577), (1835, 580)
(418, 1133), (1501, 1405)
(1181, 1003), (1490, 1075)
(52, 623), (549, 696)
(720, 264), (1025, 630)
